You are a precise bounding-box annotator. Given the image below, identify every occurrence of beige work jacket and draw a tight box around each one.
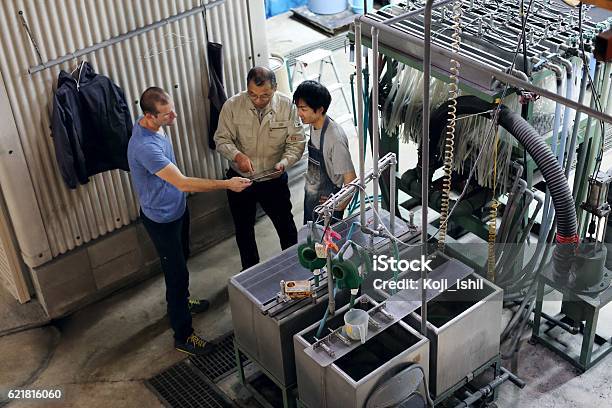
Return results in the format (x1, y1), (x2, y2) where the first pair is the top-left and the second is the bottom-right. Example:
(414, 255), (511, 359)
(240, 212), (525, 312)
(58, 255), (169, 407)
(214, 91), (305, 178)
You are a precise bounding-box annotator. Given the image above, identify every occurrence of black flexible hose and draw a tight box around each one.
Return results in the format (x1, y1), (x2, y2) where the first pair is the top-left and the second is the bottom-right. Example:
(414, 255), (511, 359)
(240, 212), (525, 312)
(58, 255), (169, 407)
(427, 96), (578, 281)
(495, 105), (576, 238)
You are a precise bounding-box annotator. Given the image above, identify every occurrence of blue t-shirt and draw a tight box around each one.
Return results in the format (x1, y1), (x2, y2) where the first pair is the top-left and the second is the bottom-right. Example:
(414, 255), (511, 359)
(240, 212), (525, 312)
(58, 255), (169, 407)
(127, 120), (186, 223)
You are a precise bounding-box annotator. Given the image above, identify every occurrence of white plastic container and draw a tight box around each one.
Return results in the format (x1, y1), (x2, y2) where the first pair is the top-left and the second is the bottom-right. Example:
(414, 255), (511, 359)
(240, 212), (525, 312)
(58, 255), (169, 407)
(344, 308), (369, 343)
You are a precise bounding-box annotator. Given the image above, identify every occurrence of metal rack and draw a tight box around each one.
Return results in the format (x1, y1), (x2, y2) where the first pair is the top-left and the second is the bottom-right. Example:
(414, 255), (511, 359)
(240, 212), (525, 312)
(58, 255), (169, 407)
(355, 1), (612, 123)
(352, 0), (612, 332)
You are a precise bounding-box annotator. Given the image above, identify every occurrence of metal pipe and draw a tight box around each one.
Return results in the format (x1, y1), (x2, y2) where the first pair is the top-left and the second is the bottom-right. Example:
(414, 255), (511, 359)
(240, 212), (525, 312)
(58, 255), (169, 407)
(601, 62), (612, 112)
(496, 163), (523, 242)
(355, 21), (367, 227)
(509, 68), (529, 82)
(564, 58), (589, 179)
(453, 368), (524, 408)
(555, 56), (575, 168)
(356, 17), (612, 125)
(606, 63), (612, 115)
(390, 154), (397, 236)
(372, 27), (380, 232)
(573, 62), (602, 233)
(540, 312), (580, 334)
(315, 153), (396, 214)
(28, 0), (225, 74)
(382, 0), (455, 25)
(578, 62), (611, 237)
(325, 210), (335, 315)
(420, 0), (435, 337)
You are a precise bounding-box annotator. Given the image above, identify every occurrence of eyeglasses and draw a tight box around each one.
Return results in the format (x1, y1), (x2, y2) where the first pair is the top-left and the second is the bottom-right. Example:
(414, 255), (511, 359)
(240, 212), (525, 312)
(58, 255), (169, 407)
(248, 93), (273, 102)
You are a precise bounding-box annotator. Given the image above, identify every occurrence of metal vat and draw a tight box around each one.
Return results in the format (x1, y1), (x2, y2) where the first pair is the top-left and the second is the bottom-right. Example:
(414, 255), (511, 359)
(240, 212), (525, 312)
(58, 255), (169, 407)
(403, 273), (503, 398)
(294, 295), (430, 407)
(229, 209), (417, 387)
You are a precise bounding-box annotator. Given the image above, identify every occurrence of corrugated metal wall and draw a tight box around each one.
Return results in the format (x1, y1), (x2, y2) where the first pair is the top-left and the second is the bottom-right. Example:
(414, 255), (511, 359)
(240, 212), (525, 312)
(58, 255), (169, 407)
(0, 238), (17, 299)
(0, 0), (255, 259)
(0, 188), (29, 302)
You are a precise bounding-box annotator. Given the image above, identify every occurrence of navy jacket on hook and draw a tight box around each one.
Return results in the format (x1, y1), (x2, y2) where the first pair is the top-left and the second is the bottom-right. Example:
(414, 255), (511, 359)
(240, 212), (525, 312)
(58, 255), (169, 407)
(51, 62), (132, 189)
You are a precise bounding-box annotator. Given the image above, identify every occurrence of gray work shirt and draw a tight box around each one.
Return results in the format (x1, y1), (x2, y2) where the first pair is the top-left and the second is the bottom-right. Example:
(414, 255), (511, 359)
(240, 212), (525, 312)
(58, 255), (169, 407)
(309, 118), (355, 187)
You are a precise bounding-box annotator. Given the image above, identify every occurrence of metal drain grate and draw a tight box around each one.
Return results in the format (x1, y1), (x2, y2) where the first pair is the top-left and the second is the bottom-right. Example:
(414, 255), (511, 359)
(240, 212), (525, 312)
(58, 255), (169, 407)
(190, 333), (248, 382)
(147, 361), (232, 408)
(284, 34), (348, 67)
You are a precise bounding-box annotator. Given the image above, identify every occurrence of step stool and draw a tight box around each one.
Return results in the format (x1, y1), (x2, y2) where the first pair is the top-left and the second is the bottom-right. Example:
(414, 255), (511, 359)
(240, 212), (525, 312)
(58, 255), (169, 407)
(290, 48), (353, 125)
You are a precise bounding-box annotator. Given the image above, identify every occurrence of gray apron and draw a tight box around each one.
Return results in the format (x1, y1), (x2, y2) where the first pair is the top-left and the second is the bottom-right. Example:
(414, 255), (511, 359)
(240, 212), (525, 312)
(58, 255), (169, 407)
(303, 117), (344, 224)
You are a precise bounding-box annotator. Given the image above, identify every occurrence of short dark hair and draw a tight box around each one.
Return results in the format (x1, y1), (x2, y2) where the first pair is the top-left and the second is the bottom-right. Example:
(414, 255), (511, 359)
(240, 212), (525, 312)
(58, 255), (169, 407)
(247, 66), (277, 88)
(140, 87), (170, 115)
(292, 80), (331, 114)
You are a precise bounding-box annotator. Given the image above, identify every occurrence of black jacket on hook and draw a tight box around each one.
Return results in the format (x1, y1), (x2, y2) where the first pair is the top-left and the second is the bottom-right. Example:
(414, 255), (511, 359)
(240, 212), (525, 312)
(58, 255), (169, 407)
(207, 42), (227, 150)
(51, 62), (132, 189)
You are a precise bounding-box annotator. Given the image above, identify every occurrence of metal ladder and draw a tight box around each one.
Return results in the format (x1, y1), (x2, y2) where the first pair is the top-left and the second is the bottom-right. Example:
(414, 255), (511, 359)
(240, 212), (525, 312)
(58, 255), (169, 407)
(290, 48), (353, 125)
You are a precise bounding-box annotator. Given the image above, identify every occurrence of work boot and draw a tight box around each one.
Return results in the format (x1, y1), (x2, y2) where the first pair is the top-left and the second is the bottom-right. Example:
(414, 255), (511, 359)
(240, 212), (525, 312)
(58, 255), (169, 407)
(175, 332), (214, 356)
(188, 298), (210, 315)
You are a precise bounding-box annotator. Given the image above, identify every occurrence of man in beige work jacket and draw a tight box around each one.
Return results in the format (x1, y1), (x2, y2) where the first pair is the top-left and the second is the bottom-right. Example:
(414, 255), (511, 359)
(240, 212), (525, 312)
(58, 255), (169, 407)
(214, 67), (306, 270)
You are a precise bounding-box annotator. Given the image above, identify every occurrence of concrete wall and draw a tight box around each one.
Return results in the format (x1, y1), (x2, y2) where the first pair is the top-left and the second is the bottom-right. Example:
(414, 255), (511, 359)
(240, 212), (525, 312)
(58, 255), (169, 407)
(30, 191), (234, 318)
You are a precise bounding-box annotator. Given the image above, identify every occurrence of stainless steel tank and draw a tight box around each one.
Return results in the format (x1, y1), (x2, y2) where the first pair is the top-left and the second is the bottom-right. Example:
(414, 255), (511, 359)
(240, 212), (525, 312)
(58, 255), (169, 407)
(228, 254), (340, 387)
(229, 209), (417, 387)
(403, 273), (503, 398)
(293, 295), (430, 408)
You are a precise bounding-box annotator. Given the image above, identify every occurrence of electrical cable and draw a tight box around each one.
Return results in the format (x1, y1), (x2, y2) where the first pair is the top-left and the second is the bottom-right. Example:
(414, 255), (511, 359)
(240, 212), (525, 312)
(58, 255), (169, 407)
(430, 0), (537, 241)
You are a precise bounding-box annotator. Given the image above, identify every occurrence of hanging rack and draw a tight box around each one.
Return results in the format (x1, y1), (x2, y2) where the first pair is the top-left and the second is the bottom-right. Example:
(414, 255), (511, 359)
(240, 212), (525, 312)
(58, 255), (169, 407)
(141, 30), (195, 60)
(26, 0), (225, 74)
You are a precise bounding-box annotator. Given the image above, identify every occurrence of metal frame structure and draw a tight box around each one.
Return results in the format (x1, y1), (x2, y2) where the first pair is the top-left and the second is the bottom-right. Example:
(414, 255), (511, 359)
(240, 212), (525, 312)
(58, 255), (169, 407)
(532, 271), (612, 372)
(314, 152), (400, 316)
(434, 354), (501, 406)
(358, 2), (612, 124)
(350, 0), (612, 338)
(328, 1), (612, 405)
(234, 339), (297, 408)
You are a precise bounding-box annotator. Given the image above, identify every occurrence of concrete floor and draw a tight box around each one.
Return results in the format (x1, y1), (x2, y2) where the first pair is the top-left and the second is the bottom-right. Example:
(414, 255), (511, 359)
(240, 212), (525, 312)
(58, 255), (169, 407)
(2, 9), (612, 408)
(0, 174), (306, 408)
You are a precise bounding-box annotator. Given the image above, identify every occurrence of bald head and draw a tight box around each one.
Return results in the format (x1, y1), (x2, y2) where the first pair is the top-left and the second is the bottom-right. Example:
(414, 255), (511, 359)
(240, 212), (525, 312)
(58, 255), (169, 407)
(247, 66), (277, 88)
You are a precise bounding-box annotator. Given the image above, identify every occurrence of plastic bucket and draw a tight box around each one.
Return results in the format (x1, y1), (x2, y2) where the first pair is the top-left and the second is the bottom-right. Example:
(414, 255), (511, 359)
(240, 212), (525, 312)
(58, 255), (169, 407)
(269, 54), (291, 96)
(308, 0), (347, 15)
(349, 0), (374, 14)
(344, 308), (369, 343)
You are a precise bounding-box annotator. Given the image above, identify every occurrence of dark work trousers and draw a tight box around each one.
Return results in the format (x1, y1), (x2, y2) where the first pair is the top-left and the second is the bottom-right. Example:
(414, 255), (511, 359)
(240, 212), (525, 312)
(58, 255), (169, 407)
(140, 207), (192, 342)
(227, 168), (298, 270)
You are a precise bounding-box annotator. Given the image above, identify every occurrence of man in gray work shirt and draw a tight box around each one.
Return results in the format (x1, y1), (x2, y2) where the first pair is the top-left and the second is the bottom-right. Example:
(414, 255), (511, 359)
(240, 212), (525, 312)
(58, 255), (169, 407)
(293, 80), (356, 224)
(214, 67), (306, 270)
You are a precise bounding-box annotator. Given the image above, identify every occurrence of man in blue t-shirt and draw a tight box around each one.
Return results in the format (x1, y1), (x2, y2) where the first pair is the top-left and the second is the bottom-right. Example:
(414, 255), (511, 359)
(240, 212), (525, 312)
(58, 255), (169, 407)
(128, 87), (251, 356)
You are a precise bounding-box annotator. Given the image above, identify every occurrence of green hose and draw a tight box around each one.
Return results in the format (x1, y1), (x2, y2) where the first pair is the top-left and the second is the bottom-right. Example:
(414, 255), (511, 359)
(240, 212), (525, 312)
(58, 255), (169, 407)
(315, 286), (338, 339)
(348, 66), (373, 215)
